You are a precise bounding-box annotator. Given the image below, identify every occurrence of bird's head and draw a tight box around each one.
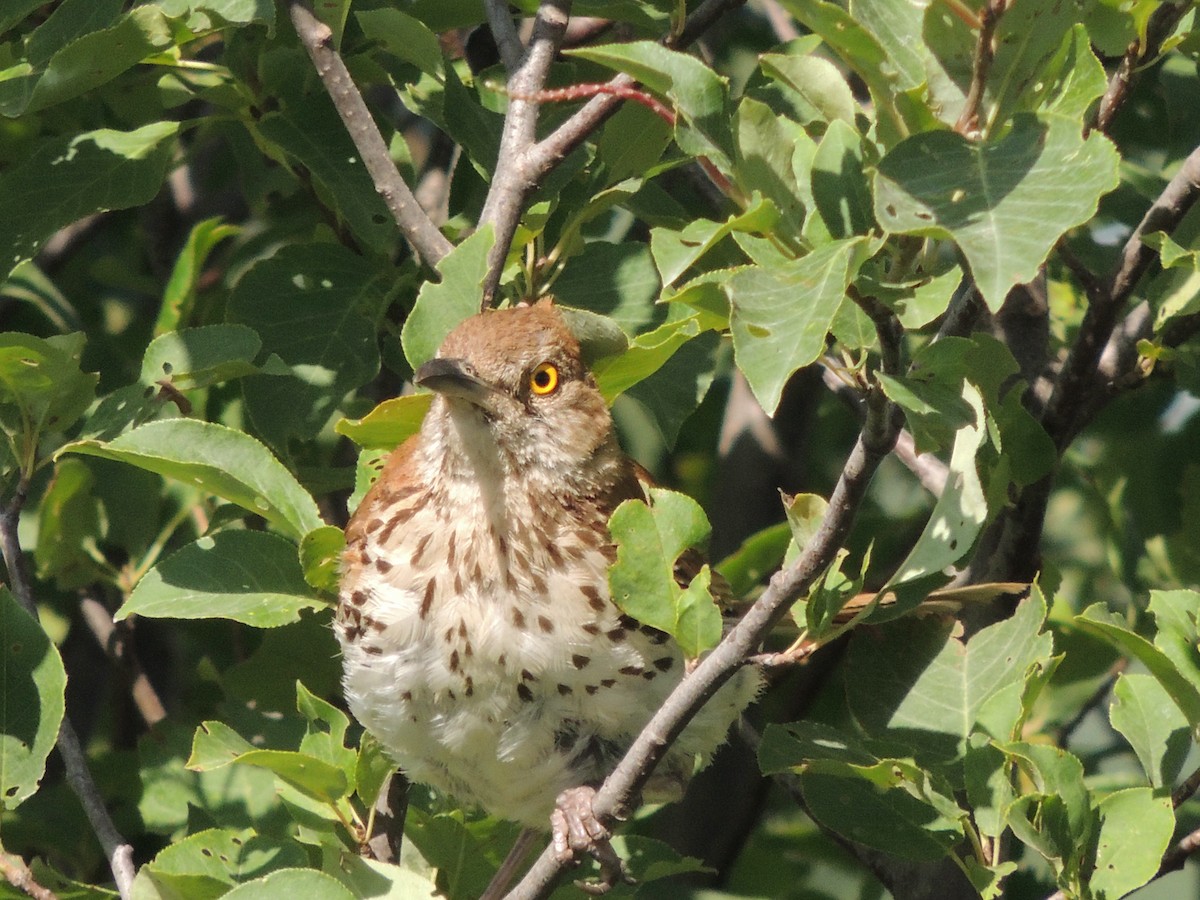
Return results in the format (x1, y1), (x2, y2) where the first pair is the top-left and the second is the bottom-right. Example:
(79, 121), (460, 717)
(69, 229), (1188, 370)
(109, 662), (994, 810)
(415, 299), (617, 482)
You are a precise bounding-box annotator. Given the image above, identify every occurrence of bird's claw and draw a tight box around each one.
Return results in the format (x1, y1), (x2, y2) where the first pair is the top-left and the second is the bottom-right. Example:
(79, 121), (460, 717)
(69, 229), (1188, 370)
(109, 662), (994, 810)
(551, 786), (634, 895)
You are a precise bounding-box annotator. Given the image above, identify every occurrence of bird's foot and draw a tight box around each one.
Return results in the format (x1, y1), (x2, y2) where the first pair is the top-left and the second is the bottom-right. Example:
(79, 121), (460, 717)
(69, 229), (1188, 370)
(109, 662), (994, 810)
(550, 786), (634, 895)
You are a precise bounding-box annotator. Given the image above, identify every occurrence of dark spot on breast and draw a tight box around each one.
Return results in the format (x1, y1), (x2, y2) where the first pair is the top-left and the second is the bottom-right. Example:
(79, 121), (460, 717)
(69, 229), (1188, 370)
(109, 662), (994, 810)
(654, 656), (675, 672)
(537, 615), (554, 633)
(401, 690), (412, 701)
(364, 645), (382, 656)
(465, 677), (474, 696)
(464, 640), (474, 657)
(572, 654), (590, 669)
(619, 665), (643, 676)
(530, 570), (548, 594)
(512, 607), (526, 629)
(557, 683), (573, 695)
(375, 557), (393, 574)
(497, 533), (508, 556)
(419, 579), (436, 619)
(368, 618), (386, 632)
(582, 623), (600, 635)
(554, 728), (579, 751)
(348, 589), (368, 606)
(498, 653), (507, 667)
(447, 689), (456, 700)
(446, 533), (456, 567)
(517, 683), (534, 702)
(581, 585), (606, 612)
(600, 678), (616, 688)
(411, 532), (432, 567)
(642, 670), (656, 680)
(366, 517), (384, 533)
(606, 627), (627, 643)
(584, 685), (598, 695)
(458, 619), (468, 638)
(454, 571), (463, 593)
(449, 650), (460, 672)
(378, 515), (402, 545)
(618, 615), (638, 629)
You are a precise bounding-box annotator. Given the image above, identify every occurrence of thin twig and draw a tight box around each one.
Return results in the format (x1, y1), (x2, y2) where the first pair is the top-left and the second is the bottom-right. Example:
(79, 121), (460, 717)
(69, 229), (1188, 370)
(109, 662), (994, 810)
(954, 0), (1008, 137)
(481, 0), (750, 305)
(478, 0), (575, 306)
(287, 1), (452, 269)
(1157, 825), (1200, 878)
(1091, 1), (1193, 136)
(0, 851), (56, 900)
(1172, 764), (1200, 809)
(504, 388), (901, 899)
(1041, 143), (1200, 449)
(485, 0), (525, 73)
(0, 493), (136, 900)
(79, 596), (167, 728)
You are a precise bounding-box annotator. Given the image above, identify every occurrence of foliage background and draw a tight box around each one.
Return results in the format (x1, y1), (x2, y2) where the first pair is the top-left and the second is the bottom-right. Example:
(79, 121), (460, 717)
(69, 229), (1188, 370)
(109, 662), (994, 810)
(2, 0), (1200, 899)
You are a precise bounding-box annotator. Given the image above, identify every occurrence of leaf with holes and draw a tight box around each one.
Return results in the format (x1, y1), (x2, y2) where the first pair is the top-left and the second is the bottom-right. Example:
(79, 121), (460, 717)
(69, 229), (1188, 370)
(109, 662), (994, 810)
(875, 114), (1119, 307)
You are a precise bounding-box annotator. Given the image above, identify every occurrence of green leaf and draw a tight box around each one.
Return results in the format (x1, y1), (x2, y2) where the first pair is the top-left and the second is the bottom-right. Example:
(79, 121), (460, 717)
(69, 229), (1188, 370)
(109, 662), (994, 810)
(0, 333), (97, 475)
(846, 593), (1052, 761)
(1148, 589), (1200, 694)
(881, 383), (987, 595)
(401, 228), (494, 369)
(34, 458), (104, 589)
(0, 587), (66, 810)
(323, 847), (441, 899)
(608, 487), (720, 657)
(188, 721), (349, 804)
(618, 328), (721, 449)
(0, 122), (179, 282)
(356, 8), (444, 76)
(799, 770), (964, 860)
(592, 314), (704, 402)
(758, 49), (857, 127)
(354, 733), (395, 809)
(758, 721), (876, 774)
(62, 419), (323, 541)
(811, 119), (875, 239)
(117, 530), (324, 627)
(336, 395), (431, 450)
(1041, 25), (1108, 120)
(220, 869), (355, 899)
(156, 0), (275, 31)
(551, 243), (663, 336)
(877, 372), (976, 455)
(733, 97), (807, 236)
(1109, 673), (1191, 791)
(0, 6), (175, 117)
(140, 325), (264, 391)
(25, 0), (123, 68)
(715, 521), (791, 599)
(650, 195), (779, 287)
(567, 41), (734, 169)
(1089, 788), (1175, 900)
(257, 106), (396, 255)
(728, 237), (863, 414)
(155, 218), (240, 335)
(964, 736), (1014, 841)
(875, 115), (1120, 307)
(1075, 603), (1200, 727)
(140, 828), (308, 892)
(1002, 742), (1093, 867)
(226, 243), (390, 454)
(299, 525), (345, 595)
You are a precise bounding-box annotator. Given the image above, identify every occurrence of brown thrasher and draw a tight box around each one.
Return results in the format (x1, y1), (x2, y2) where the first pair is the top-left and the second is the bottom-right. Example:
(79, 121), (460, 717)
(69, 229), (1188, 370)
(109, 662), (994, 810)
(336, 300), (758, 877)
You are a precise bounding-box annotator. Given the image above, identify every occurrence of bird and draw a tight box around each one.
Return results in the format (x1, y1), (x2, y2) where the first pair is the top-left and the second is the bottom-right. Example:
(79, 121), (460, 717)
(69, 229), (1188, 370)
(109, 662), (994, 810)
(336, 298), (758, 884)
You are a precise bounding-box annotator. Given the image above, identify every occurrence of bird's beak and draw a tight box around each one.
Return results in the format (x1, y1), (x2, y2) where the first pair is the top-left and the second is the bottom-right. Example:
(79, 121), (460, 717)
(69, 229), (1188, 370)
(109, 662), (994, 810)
(415, 358), (501, 410)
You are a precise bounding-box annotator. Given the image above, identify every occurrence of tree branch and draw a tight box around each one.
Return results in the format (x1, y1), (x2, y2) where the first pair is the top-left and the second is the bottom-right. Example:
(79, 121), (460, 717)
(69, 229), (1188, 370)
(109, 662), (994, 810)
(1091, 1), (1193, 136)
(0, 491), (135, 900)
(478, 0), (575, 306)
(287, 0), (453, 269)
(0, 850), (56, 900)
(79, 595), (167, 729)
(954, 0), (1008, 137)
(504, 388), (901, 899)
(485, 0), (525, 73)
(1041, 142), (1200, 448)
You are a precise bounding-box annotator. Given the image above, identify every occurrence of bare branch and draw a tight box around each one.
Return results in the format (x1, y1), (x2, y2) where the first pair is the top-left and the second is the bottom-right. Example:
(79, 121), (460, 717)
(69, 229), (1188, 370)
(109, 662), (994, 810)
(478, 0), (574, 306)
(485, 0), (525, 73)
(0, 851), (56, 900)
(954, 0), (1008, 137)
(1091, 1), (1193, 136)
(1042, 143), (1200, 448)
(504, 389), (901, 899)
(287, 1), (452, 269)
(79, 596), (167, 728)
(0, 492), (136, 900)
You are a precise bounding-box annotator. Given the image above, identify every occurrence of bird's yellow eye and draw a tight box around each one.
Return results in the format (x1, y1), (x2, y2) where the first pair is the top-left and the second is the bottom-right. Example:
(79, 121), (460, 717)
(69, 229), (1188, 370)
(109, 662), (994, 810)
(530, 362), (559, 395)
